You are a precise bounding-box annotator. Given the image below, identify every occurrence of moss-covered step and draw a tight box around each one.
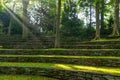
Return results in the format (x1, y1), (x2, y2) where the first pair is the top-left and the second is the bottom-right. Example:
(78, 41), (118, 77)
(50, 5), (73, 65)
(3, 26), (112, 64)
(0, 35), (54, 49)
(0, 55), (119, 67)
(0, 62), (120, 80)
(81, 40), (120, 45)
(62, 39), (120, 45)
(0, 49), (120, 56)
(61, 39), (120, 45)
(0, 74), (57, 80)
(61, 44), (120, 49)
(1, 41), (53, 49)
(105, 36), (120, 39)
(0, 46), (2, 49)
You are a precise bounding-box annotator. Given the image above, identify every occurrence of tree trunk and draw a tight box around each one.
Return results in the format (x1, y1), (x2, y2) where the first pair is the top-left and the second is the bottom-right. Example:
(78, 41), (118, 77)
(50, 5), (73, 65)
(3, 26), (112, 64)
(89, 4), (92, 28)
(8, 1), (16, 36)
(95, 2), (100, 40)
(8, 17), (12, 36)
(112, 0), (119, 36)
(22, 0), (29, 39)
(55, 0), (61, 48)
(100, 0), (105, 35)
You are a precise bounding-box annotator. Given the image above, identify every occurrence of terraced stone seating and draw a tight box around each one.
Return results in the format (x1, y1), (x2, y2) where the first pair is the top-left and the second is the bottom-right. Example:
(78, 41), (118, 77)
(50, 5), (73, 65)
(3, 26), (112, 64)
(0, 35), (54, 49)
(0, 48), (120, 79)
(61, 39), (120, 49)
(0, 37), (120, 79)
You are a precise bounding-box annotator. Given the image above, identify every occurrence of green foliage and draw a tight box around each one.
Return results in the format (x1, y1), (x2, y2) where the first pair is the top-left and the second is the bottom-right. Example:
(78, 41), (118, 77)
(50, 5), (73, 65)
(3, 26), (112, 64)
(85, 27), (95, 38)
(10, 17), (22, 35)
(61, 0), (84, 37)
(28, 0), (57, 35)
(0, 11), (10, 34)
(0, 0), (4, 12)
(1, 0), (120, 38)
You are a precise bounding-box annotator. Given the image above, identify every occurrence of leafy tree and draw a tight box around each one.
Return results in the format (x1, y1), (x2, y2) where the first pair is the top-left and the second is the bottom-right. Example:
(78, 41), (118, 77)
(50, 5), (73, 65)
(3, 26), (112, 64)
(0, 11), (10, 34)
(78, 0), (95, 28)
(28, 0), (57, 35)
(0, 0), (3, 11)
(0, 0), (10, 34)
(61, 0), (84, 37)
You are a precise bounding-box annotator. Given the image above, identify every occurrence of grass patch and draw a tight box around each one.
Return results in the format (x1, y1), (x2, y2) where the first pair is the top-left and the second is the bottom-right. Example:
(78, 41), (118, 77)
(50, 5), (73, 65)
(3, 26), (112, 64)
(0, 74), (57, 80)
(0, 62), (120, 75)
(0, 55), (119, 59)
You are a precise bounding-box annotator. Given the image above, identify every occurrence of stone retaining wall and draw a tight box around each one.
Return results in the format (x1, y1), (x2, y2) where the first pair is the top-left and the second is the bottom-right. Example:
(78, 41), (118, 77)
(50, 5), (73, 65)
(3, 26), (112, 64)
(0, 66), (119, 80)
(0, 57), (119, 67)
(0, 49), (120, 56)
(61, 44), (120, 49)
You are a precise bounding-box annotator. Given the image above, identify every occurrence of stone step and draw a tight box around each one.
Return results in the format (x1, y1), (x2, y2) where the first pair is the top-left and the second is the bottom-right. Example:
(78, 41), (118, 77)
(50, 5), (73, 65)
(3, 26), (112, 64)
(0, 41), (54, 49)
(0, 40), (53, 44)
(0, 46), (2, 48)
(0, 75), (57, 80)
(0, 49), (120, 56)
(0, 62), (119, 80)
(0, 35), (54, 49)
(82, 40), (120, 45)
(62, 44), (120, 49)
(62, 40), (120, 45)
(0, 55), (119, 67)
(0, 35), (54, 42)
(105, 36), (120, 39)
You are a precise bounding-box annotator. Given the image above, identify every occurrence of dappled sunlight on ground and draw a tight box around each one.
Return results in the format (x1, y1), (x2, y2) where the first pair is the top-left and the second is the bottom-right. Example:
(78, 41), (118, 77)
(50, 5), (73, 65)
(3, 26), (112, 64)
(54, 64), (73, 70)
(72, 65), (120, 74)
(0, 62), (120, 75)
(54, 64), (120, 75)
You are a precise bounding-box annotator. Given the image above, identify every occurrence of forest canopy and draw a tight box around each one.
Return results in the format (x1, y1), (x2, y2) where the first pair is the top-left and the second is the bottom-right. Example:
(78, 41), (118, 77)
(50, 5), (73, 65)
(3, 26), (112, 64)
(0, 0), (119, 47)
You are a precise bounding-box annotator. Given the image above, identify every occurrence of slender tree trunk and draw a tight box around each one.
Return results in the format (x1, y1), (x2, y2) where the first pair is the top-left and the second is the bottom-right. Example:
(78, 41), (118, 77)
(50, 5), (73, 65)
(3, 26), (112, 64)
(22, 0), (29, 39)
(55, 0), (61, 48)
(22, 5), (27, 39)
(8, 17), (12, 36)
(100, 0), (105, 35)
(95, 2), (100, 40)
(89, 4), (92, 28)
(8, 1), (16, 36)
(112, 0), (119, 36)
(53, 1), (57, 35)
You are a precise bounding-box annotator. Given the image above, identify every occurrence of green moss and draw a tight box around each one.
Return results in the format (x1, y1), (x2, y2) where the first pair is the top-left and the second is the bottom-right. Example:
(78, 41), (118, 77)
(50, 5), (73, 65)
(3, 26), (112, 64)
(91, 38), (120, 42)
(0, 74), (57, 80)
(0, 55), (119, 59)
(0, 48), (119, 51)
(0, 62), (120, 75)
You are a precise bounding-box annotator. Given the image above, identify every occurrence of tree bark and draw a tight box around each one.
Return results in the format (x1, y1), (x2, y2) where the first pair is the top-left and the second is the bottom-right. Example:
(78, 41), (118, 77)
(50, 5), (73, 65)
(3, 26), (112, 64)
(8, 17), (12, 36)
(100, 0), (105, 34)
(89, 4), (92, 28)
(112, 0), (119, 36)
(55, 0), (61, 48)
(8, 1), (16, 36)
(95, 2), (100, 40)
(22, 0), (29, 39)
